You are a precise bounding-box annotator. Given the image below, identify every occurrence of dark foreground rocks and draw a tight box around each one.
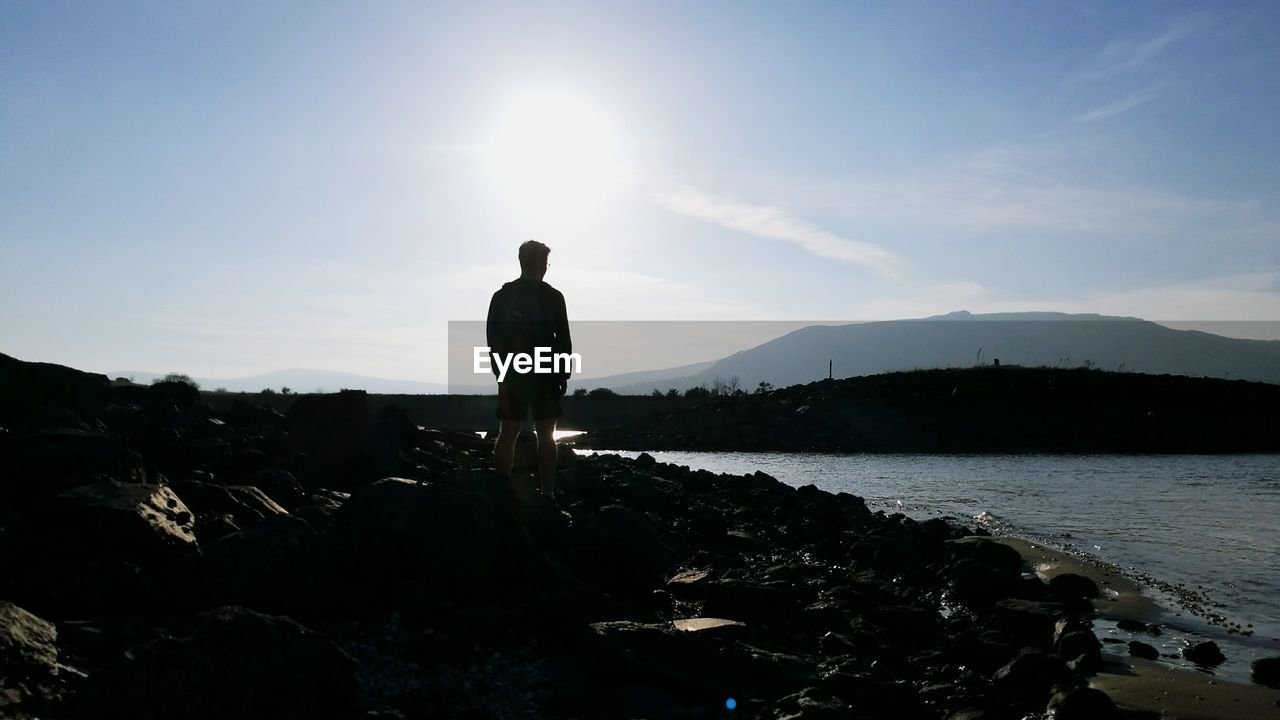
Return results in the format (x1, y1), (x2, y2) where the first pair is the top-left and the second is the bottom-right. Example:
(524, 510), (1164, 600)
(0, 352), (1138, 718)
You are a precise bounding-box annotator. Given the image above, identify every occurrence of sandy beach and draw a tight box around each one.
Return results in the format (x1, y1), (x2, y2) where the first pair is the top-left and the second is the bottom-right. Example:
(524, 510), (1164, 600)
(998, 537), (1280, 720)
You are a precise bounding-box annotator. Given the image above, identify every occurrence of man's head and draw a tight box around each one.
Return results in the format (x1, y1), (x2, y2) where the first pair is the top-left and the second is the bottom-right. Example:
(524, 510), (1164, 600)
(518, 240), (551, 280)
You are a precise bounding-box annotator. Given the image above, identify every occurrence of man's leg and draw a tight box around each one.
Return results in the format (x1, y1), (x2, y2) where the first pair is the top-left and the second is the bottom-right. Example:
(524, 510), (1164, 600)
(494, 419), (523, 476)
(533, 418), (558, 494)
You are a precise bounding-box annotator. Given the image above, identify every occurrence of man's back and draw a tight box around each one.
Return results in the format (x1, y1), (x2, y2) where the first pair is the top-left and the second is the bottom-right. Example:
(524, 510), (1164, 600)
(486, 278), (571, 376)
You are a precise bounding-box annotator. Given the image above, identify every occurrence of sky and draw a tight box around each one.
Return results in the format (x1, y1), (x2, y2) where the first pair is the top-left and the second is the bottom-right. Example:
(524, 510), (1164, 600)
(2, 1), (1279, 382)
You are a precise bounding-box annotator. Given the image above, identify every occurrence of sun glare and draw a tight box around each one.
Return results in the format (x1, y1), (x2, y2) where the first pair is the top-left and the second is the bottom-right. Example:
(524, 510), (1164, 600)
(483, 89), (627, 223)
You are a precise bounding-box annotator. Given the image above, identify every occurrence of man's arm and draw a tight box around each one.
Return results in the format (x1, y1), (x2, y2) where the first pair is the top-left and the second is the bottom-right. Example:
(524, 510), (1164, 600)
(553, 291), (572, 386)
(485, 290), (503, 379)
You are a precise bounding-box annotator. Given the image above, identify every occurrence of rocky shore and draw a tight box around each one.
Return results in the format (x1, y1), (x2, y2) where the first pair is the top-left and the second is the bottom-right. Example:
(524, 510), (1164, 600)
(2, 352), (1274, 718)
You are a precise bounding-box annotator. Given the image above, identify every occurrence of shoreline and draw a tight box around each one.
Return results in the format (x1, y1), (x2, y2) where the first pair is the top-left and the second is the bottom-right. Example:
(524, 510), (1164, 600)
(996, 537), (1280, 719)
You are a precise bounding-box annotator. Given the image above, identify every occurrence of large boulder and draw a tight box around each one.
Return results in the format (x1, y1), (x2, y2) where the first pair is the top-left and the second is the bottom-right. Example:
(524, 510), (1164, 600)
(0, 430), (147, 505)
(1252, 657), (1280, 687)
(702, 579), (804, 626)
(0, 353), (112, 426)
(284, 390), (378, 488)
(4, 481), (198, 611)
(567, 505), (674, 594)
(335, 477), (502, 601)
(55, 480), (197, 553)
(75, 606), (358, 720)
(991, 648), (1070, 698)
(201, 515), (338, 616)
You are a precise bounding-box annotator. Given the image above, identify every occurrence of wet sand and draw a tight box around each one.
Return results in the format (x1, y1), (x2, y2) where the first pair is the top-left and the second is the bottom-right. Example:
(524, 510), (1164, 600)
(995, 537), (1280, 720)
(995, 536), (1164, 622)
(1093, 657), (1280, 720)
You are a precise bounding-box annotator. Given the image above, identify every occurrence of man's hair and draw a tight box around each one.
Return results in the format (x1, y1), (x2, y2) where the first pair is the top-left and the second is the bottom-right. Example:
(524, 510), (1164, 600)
(518, 240), (551, 272)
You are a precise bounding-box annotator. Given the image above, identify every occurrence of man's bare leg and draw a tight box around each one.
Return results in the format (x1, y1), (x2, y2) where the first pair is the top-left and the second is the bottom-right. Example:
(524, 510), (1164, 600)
(533, 418), (558, 495)
(493, 419), (523, 476)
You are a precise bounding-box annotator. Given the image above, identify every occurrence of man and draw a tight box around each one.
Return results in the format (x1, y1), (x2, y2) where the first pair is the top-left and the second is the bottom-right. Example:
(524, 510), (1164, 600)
(486, 240), (571, 495)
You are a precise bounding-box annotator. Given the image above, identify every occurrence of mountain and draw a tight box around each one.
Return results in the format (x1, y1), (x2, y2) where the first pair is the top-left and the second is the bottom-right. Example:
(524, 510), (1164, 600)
(105, 368), (450, 395)
(594, 311), (1280, 393)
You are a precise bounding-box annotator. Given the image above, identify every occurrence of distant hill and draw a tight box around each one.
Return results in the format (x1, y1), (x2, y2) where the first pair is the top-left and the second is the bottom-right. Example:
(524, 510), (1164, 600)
(595, 311), (1280, 393)
(106, 368), (449, 395)
(105, 311), (1280, 396)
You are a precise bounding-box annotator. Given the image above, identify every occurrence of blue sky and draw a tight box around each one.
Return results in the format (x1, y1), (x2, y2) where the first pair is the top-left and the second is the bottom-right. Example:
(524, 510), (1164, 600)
(2, 1), (1278, 381)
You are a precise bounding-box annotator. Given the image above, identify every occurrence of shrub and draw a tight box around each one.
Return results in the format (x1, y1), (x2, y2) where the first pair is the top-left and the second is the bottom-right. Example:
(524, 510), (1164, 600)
(155, 373), (199, 390)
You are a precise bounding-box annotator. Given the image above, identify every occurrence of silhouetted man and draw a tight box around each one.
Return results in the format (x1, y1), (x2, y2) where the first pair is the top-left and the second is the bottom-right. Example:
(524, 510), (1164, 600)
(486, 240), (571, 495)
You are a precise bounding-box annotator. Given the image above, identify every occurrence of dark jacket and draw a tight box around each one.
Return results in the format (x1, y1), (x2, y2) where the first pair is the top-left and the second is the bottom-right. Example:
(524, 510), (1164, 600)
(485, 278), (572, 382)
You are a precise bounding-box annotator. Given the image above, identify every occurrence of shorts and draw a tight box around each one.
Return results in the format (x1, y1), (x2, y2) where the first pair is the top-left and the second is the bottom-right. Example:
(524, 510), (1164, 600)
(495, 376), (563, 421)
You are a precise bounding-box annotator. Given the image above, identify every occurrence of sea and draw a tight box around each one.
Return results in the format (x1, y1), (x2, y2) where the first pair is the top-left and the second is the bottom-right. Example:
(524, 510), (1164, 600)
(583, 449), (1280, 684)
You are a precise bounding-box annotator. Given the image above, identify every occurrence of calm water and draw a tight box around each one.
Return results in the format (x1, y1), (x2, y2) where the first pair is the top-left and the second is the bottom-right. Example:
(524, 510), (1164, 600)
(587, 450), (1280, 681)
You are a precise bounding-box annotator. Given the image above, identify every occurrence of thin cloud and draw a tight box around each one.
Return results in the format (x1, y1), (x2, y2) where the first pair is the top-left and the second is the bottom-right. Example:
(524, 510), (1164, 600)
(776, 142), (1261, 237)
(653, 186), (904, 279)
(1076, 85), (1164, 122)
(980, 273), (1280, 322)
(1073, 17), (1197, 84)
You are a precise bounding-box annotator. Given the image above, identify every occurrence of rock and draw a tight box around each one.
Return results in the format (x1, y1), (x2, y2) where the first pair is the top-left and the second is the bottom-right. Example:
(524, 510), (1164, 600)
(798, 602), (851, 635)
(946, 559), (1018, 607)
(223, 399), (286, 429)
(1115, 618), (1160, 634)
(0, 601), (70, 718)
(666, 568), (713, 597)
(1128, 640), (1159, 660)
(146, 379), (203, 411)
(170, 479), (287, 541)
(57, 618), (147, 670)
(722, 642), (817, 696)
(335, 478), (501, 600)
(989, 599), (1066, 645)
(991, 648), (1070, 697)
(76, 606), (358, 720)
(582, 621), (705, 691)
(1183, 640), (1226, 667)
(1050, 687), (1117, 719)
(772, 687), (847, 720)
(634, 452), (656, 468)
(856, 680), (925, 714)
(101, 402), (148, 437)
(945, 537), (1023, 576)
(672, 617), (747, 640)
(568, 505), (673, 594)
(0, 430), (147, 503)
(285, 390), (377, 488)
(0, 353), (112, 426)
(869, 605), (938, 646)
(725, 529), (766, 553)
(1, 600), (59, 668)
(201, 515), (337, 616)
(1252, 657), (1280, 687)
(243, 468), (307, 509)
(1059, 631), (1102, 672)
(2, 480), (200, 611)
(1048, 572), (1099, 600)
(57, 480), (197, 551)
(703, 579), (803, 625)
(688, 505), (728, 537)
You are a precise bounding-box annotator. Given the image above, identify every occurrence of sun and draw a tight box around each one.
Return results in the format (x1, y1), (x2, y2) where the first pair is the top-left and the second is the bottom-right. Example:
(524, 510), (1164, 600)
(482, 88), (627, 224)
